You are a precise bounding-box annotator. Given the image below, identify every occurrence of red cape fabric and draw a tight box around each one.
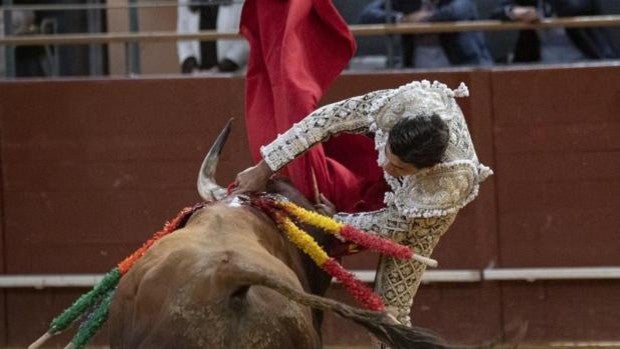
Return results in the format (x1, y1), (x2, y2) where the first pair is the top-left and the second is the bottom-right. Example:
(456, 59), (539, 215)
(240, 0), (388, 212)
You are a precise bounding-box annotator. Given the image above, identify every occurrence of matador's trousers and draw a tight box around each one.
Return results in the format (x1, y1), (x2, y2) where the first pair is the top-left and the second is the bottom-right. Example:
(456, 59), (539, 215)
(374, 213), (456, 327)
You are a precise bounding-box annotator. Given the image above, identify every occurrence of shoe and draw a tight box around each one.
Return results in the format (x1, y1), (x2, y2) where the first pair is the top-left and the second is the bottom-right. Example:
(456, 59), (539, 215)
(217, 58), (239, 72)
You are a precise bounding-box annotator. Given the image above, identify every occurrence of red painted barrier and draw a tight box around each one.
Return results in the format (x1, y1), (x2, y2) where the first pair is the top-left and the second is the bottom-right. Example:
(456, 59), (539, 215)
(1, 65), (619, 346)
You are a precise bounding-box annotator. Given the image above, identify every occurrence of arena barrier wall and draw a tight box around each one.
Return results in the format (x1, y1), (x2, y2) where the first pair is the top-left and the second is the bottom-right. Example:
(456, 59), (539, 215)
(0, 64), (619, 346)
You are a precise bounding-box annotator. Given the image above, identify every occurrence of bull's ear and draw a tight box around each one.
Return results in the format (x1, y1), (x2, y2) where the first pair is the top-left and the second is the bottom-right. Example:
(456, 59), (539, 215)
(197, 118), (233, 201)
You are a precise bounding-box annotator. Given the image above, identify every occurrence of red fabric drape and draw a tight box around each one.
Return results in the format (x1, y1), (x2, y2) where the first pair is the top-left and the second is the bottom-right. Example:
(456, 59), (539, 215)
(240, 0), (388, 212)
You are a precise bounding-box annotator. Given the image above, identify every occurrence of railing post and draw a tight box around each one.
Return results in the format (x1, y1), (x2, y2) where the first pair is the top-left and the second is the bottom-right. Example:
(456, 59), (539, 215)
(127, 0), (140, 75)
(40, 18), (60, 76)
(2, 0), (16, 78)
(87, 0), (104, 76)
(384, 0), (397, 69)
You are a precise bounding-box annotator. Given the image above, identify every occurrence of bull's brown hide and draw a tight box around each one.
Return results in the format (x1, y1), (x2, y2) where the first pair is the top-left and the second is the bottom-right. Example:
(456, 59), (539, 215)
(109, 201), (322, 349)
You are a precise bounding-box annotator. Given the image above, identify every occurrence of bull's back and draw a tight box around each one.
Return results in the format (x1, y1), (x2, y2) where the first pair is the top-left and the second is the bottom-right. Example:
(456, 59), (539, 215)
(108, 204), (320, 349)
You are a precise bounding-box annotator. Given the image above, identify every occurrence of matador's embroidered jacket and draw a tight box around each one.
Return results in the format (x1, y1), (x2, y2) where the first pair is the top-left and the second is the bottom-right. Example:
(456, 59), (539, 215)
(260, 80), (492, 325)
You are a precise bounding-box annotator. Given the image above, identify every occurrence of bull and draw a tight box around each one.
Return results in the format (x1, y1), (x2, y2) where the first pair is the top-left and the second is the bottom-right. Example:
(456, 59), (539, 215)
(105, 121), (448, 349)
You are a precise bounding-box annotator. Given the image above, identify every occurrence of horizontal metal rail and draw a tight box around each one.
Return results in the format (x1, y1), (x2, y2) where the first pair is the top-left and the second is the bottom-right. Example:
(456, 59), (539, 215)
(350, 15), (620, 35)
(483, 267), (620, 281)
(1, 16), (620, 46)
(351, 267), (620, 283)
(2, 267), (620, 289)
(346, 269), (482, 284)
(1, 0), (240, 11)
(0, 30), (239, 46)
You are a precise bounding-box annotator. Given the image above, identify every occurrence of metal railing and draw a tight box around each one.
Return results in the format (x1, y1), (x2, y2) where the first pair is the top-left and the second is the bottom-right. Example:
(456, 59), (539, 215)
(3, 267), (620, 288)
(1, 10), (620, 77)
(3, 15), (620, 46)
(0, 0), (240, 11)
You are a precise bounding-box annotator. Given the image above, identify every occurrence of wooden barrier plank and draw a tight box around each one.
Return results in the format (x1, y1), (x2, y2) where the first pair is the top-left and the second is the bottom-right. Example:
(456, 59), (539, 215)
(2, 134), (233, 163)
(491, 66), (620, 126)
(491, 67), (620, 264)
(498, 207), (618, 267)
(0, 77), (251, 278)
(0, 79), (247, 141)
(323, 283), (503, 345)
(499, 176), (620, 211)
(496, 152), (620, 184)
(4, 190), (198, 273)
(411, 283), (503, 344)
(6, 289), (110, 346)
(0, 115), (6, 349)
(502, 281), (620, 341)
(495, 123), (620, 154)
(5, 161), (209, 192)
(0, 292), (5, 346)
(0, 86), (8, 345)
(491, 66), (620, 340)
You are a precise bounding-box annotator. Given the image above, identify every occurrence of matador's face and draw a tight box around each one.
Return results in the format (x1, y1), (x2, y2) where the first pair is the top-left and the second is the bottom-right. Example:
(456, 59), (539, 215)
(383, 146), (418, 178)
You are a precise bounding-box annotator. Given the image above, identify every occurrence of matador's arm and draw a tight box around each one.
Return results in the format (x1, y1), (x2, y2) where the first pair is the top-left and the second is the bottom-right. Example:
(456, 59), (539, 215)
(260, 90), (390, 171)
(334, 207), (415, 239)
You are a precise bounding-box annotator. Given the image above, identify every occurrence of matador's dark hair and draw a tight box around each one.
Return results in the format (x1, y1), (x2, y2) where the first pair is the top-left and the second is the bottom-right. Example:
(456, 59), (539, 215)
(388, 114), (449, 169)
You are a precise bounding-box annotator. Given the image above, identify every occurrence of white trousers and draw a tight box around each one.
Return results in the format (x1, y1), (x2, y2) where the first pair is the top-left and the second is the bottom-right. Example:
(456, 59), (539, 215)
(216, 2), (249, 66)
(176, 0), (201, 65)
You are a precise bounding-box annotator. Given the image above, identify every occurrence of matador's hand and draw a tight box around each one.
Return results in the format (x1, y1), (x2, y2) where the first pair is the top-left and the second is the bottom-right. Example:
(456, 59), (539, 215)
(314, 193), (336, 217)
(233, 160), (274, 194)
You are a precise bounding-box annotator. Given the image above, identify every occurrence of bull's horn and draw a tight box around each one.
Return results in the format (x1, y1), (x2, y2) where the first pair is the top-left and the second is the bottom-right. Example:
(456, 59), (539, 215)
(197, 118), (233, 201)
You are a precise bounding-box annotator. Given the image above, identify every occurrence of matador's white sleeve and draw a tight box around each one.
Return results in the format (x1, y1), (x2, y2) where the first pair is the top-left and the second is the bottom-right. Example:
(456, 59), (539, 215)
(260, 90), (390, 172)
(334, 208), (389, 236)
(334, 206), (420, 240)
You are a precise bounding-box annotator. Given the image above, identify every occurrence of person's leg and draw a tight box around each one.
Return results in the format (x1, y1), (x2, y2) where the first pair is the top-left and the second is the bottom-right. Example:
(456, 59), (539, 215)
(176, 0), (201, 73)
(371, 213), (455, 348)
(550, 0), (594, 16)
(199, 5), (218, 70)
(400, 35), (415, 68)
(443, 0), (478, 21)
(552, 0), (619, 59)
(216, 2), (249, 71)
(374, 213), (456, 326)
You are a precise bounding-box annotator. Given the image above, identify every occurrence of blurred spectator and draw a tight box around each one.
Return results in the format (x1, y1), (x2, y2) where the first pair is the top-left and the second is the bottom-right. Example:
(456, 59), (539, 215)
(177, 0), (248, 74)
(1, 8), (48, 77)
(4, 0), (105, 77)
(177, 0), (218, 73)
(1, 11), (5, 77)
(492, 0), (619, 63)
(215, 0), (248, 72)
(359, 0), (493, 68)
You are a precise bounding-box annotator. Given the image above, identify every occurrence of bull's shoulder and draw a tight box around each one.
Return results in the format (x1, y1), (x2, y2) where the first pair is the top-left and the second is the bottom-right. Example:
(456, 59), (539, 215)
(184, 203), (273, 232)
(127, 204), (275, 274)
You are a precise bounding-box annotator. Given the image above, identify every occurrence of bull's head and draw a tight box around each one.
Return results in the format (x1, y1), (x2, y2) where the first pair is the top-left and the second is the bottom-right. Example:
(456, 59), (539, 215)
(197, 119), (232, 201)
